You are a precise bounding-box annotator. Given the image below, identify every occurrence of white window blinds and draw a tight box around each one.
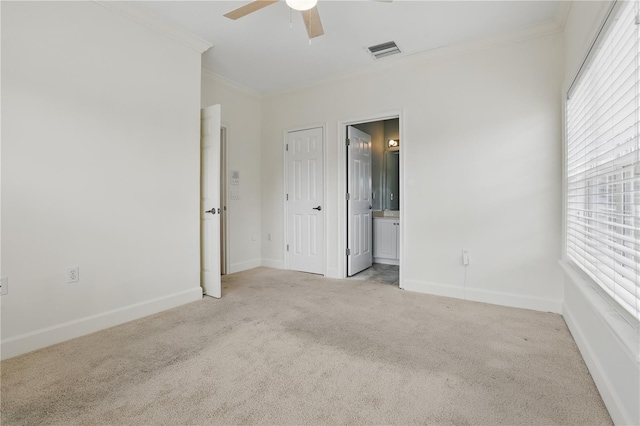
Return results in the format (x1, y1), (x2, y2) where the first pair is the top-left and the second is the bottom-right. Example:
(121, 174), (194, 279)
(566, 0), (640, 321)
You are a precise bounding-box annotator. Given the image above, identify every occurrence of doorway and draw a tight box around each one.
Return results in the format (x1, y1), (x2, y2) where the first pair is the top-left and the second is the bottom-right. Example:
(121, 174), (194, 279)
(345, 116), (401, 285)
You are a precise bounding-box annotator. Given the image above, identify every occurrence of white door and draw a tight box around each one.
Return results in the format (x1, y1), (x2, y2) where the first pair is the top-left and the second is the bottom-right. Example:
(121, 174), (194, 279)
(220, 127), (228, 276)
(286, 127), (324, 275)
(201, 105), (222, 298)
(347, 126), (373, 276)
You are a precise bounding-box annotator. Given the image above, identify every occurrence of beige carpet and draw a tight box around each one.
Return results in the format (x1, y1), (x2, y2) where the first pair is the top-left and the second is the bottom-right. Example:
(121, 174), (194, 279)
(1, 267), (611, 425)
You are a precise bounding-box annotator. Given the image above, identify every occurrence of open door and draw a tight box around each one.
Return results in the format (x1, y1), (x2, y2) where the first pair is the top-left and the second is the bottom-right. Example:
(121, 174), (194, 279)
(220, 127), (228, 276)
(201, 105), (222, 298)
(347, 126), (373, 276)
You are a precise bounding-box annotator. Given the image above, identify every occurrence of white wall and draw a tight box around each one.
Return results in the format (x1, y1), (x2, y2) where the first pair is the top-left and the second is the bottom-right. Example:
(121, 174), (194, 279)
(261, 31), (564, 313)
(560, 2), (640, 425)
(201, 71), (263, 272)
(1, 2), (206, 359)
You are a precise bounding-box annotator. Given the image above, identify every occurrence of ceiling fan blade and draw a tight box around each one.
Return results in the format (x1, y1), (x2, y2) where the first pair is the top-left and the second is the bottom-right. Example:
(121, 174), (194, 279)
(223, 0), (278, 20)
(301, 6), (324, 39)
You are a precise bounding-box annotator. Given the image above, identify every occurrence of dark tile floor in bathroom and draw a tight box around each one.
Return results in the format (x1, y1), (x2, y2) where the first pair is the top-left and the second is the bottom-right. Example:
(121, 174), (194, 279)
(349, 263), (399, 286)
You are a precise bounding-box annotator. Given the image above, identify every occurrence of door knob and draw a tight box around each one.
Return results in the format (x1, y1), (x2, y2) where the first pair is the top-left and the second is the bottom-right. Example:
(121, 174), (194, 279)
(312, 206), (322, 211)
(205, 208), (216, 215)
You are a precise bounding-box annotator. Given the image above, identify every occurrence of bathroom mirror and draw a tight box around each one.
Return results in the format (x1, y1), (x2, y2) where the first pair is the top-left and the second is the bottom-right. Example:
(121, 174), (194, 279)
(383, 150), (400, 211)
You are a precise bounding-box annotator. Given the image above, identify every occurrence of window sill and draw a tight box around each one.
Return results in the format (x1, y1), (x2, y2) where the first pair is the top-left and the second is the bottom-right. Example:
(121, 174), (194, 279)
(559, 260), (640, 364)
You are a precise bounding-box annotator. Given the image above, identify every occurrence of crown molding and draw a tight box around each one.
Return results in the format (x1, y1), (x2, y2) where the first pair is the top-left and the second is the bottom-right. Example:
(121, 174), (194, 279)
(554, 1), (573, 32)
(93, 1), (212, 53)
(263, 17), (564, 98)
(201, 68), (262, 98)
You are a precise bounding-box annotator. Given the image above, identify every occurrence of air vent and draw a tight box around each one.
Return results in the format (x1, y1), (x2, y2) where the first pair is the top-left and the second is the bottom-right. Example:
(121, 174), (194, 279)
(367, 41), (401, 59)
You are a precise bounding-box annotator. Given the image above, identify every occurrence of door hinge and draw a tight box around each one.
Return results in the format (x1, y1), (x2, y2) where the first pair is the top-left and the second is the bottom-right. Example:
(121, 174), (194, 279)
(636, 14), (640, 25)
(346, 138), (351, 146)
(346, 248), (351, 255)
(287, 244), (290, 252)
(286, 144), (289, 151)
(346, 193), (351, 200)
(286, 194), (289, 201)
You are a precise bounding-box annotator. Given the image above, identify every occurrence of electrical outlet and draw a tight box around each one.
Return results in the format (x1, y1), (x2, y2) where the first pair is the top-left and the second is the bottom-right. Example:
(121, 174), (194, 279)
(67, 267), (79, 283)
(462, 250), (470, 266)
(1, 277), (8, 295)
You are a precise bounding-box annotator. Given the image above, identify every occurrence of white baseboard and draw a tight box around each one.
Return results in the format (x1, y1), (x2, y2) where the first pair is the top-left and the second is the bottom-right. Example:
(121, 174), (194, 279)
(403, 279), (466, 299)
(1, 287), (203, 360)
(325, 267), (340, 279)
(259, 260), (338, 278)
(261, 258), (284, 269)
(402, 279), (562, 313)
(228, 258), (261, 274)
(373, 258), (399, 266)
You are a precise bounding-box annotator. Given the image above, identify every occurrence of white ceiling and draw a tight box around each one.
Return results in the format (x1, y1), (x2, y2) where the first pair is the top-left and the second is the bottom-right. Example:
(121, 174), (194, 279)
(136, 1), (562, 93)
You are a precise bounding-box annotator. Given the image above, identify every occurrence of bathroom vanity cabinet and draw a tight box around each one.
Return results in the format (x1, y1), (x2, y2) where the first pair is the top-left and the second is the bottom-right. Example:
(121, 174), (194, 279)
(373, 217), (400, 265)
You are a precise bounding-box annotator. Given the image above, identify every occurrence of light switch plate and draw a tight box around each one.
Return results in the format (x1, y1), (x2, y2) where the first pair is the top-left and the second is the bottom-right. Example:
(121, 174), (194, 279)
(230, 170), (240, 185)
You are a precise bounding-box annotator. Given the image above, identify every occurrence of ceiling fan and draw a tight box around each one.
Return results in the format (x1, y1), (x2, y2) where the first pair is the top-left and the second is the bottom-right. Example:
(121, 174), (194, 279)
(224, 0), (392, 40)
(224, 0), (324, 39)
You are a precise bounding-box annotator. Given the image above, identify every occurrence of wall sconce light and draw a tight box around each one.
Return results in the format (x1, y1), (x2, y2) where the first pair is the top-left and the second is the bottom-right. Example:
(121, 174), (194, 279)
(388, 139), (399, 148)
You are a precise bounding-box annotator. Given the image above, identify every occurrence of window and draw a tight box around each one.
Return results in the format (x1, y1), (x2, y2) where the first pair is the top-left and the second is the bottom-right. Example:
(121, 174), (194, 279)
(566, 0), (639, 321)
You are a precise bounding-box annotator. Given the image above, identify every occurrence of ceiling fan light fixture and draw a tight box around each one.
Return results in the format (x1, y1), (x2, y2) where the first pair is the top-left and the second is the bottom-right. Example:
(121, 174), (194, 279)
(286, 0), (317, 11)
